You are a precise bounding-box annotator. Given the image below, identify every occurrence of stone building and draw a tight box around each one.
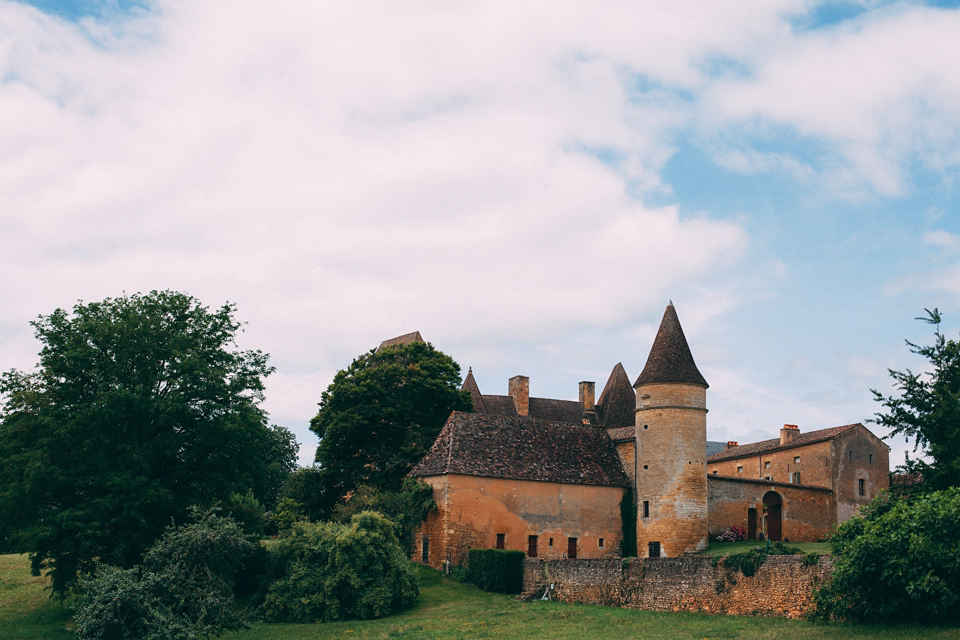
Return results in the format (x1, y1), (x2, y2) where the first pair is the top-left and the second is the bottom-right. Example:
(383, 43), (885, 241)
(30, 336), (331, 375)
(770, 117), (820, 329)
(407, 303), (890, 568)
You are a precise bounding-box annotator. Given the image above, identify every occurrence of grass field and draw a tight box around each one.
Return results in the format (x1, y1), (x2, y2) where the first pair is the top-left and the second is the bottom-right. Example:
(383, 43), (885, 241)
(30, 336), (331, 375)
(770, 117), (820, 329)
(3, 553), (959, 640)
(697, 540), (832, 556)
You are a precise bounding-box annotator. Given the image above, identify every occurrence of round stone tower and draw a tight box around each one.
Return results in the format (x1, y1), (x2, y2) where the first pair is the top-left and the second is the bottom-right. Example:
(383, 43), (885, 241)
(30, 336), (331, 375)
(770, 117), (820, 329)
(633, 302), (708, 557)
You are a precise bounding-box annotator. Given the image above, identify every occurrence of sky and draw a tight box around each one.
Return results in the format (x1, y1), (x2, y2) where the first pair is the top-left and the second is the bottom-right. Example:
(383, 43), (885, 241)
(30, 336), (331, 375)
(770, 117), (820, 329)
(3, 0), (960, 468)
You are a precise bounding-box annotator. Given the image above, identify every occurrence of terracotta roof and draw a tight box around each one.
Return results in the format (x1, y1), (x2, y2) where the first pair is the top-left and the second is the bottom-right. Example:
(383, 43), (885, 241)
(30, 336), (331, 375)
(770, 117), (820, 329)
(377, 331), (424, 351)
(410, 411), (630, 487)
(596, 362), (636, 428)
(707, 424), (860, 462)
(634, 304), (708, 388)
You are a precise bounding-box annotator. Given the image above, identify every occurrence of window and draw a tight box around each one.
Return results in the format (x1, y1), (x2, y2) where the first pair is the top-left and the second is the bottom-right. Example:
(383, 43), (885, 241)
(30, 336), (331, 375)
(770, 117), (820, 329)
(764, 475), (771, 481)
(598, 538), (604, 548)
(648, 541), (661, 557)
(528, 535), (538, 557)
(794, 456), (800, 464)
(737, 465), (743, 473)
(764, 461), (770, 469)
(421, 537), (429, 564)
(859, 478), (865, 496)
(549, 537), (554, 547)
(712, 470), (718, 475)
(790, 472), (801, 484)
(849, 451), (853, 460)
(869, 453), (873, 463)
(643, 501), (650, 518)
(567, 537), (578, 559)
(643, 465), (648, 469)
(496, 533), (505, 550)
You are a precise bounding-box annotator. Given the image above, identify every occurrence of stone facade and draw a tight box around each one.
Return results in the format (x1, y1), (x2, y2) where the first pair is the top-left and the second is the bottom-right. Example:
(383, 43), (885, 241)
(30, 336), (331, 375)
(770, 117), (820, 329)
(418, 474), (624, 569)
(522, 555), (832, 619)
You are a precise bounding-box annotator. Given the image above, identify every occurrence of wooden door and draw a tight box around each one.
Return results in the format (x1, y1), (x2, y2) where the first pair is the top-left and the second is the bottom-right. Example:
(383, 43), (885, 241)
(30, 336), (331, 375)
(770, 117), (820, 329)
(528, 535), (538, 557)
(567, 537), (577, 559)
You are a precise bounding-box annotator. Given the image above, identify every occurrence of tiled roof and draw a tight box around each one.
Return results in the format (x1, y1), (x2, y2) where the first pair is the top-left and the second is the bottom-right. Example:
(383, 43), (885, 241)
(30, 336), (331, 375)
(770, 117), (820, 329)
(461, 369), (486, 414)
(606, 425), (635, 442)
(596, 362), (636, 428)
(479, 395), (519, 416)
(707, 424), (860, 462)
(410, 411), (630, 487)
(377, 331), (424, 351)
(635, 304), (708, 388)
(529, 397), (591, 424)
(707, 475), (833, 492)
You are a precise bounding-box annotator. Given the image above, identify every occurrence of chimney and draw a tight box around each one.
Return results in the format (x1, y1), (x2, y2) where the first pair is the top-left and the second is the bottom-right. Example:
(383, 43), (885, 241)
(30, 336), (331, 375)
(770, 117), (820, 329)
(780, 424), (799, 445)
(509, 375), (529, 416)
(726, 441), (738, 449)
(579, 381), (595, 413)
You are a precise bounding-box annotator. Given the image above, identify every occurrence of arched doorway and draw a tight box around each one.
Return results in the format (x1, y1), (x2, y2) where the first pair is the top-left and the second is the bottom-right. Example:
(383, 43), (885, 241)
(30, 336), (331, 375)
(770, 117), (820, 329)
(762, 491), (783, 541)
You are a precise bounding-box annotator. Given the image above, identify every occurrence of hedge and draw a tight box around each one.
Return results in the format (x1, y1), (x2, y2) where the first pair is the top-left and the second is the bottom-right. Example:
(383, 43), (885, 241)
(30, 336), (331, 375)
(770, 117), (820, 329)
(467, 549), (525, 594)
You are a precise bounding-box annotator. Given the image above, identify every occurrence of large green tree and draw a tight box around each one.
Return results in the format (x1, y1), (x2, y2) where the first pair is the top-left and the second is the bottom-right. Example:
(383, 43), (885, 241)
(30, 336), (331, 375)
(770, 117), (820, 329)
(872, 308), (960, 489)
(0, 291), (297, 594)
(310, 341), (471, 494)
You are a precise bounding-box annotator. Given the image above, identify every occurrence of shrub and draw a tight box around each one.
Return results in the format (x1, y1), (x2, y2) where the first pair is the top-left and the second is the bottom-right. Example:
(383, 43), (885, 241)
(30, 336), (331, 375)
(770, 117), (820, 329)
(813, 488), (960, 624)
(269, 496), (308, 534)
(723, 550), (767, 577)
(73, 509), (255, 640)
(466, 549), (525, 594)
(715, 525), (747, 542)
(262, 511), (418, 622)
(330, 478), (436, 555)
(223, 489), (267, 538)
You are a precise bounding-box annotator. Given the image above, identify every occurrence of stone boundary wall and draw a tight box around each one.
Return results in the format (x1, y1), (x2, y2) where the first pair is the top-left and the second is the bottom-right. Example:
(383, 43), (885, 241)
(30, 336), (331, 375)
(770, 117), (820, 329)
(521, 555), (832, 619)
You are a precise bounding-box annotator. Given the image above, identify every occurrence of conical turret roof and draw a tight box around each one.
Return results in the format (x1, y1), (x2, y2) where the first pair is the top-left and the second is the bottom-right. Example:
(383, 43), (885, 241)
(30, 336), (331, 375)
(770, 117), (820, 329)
(634, 303), (708, 388)
(461, 368), (487, 414)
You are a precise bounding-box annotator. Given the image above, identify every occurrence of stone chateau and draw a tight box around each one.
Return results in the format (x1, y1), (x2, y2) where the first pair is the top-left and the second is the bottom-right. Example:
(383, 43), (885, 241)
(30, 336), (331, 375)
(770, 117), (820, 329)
(404, 303), (889, 568)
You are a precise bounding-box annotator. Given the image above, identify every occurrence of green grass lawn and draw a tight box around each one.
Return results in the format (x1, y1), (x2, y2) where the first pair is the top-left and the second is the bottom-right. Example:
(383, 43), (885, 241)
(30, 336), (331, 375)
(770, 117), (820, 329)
(3, 554), (959, 639)
(698, 540), (832, 556)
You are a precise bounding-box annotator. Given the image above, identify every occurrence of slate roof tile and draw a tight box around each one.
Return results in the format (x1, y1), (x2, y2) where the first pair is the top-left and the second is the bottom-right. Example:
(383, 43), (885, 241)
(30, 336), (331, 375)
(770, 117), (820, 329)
(410, 411), (630, 487)
(635, 304), (708, 388)
(707, 424), (860, 462)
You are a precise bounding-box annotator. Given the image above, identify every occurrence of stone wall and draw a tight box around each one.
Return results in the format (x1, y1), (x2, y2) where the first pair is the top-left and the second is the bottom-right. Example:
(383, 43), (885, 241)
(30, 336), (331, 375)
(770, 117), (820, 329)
(521, 555), (832, 619)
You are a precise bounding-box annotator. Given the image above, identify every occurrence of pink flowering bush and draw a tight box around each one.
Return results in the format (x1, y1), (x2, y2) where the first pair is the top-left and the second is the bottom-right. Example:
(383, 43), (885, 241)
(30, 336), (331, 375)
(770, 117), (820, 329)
(715, 525), (747, 542)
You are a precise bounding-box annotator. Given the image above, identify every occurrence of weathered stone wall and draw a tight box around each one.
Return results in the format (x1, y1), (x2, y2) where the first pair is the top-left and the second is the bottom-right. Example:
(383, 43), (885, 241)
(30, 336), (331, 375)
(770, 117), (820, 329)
(707, 476), (835, 542)
(635, 382), (708, 557)
(833, 426), (890, 524)
(522, 555), (832, 619)
(414, 474), (624, 569)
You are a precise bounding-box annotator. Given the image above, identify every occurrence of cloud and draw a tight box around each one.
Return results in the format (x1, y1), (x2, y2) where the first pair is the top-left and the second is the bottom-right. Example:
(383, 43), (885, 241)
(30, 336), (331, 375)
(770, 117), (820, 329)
(4, 1), (960, 464)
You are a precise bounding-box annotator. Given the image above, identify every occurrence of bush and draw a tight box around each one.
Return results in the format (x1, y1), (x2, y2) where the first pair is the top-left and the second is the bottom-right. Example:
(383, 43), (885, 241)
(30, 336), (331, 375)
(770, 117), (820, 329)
(331, 478), (436, 555)
(466, 549), (525, 594)
(262, 511), (418, 622)
(813, 488), (960, 623)
(223, 489), (267, 538)
(715, 525), (747, 542)
(73, 509), (256, 640)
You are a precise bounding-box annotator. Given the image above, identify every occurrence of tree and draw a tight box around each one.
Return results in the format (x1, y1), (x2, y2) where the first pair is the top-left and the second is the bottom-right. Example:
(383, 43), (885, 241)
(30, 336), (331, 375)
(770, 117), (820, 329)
(0, 291), (297, 595)
(74, 509), (257, 640)
(280, 465), (340, 522)
(310, 341), (471, 493)
(330, 478), (436, 555)
(872, 308), (960, 489)
(813, 488), (960, 623)
(262, 511), (419, 622)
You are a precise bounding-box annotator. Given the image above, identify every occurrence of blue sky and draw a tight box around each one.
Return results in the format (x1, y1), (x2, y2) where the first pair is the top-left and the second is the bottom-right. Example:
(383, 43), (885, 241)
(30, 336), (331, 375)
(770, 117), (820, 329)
(3, 0), (960, 468)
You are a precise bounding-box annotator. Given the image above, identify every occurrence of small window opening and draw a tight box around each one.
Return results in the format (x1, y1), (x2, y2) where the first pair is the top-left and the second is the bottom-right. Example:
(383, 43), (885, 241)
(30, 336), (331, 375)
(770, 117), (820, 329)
(643, 465), (648, 470)
(764, 461), (770, 469)
(496, 533), (505, 549)
(549, 537), (554, 547)
(794, 456), (800, 464)
(598, 537), (604, 548)
(643, 424), (649, 430)
(849, 450), (853, 460)
(648, 541), (661, 557)
(712, 470), (718, 475)
(859, 478), (865, 496)
(737, 465), (743, 473)
(643, 500), (650, 518)
(869, 453), (873, 463)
